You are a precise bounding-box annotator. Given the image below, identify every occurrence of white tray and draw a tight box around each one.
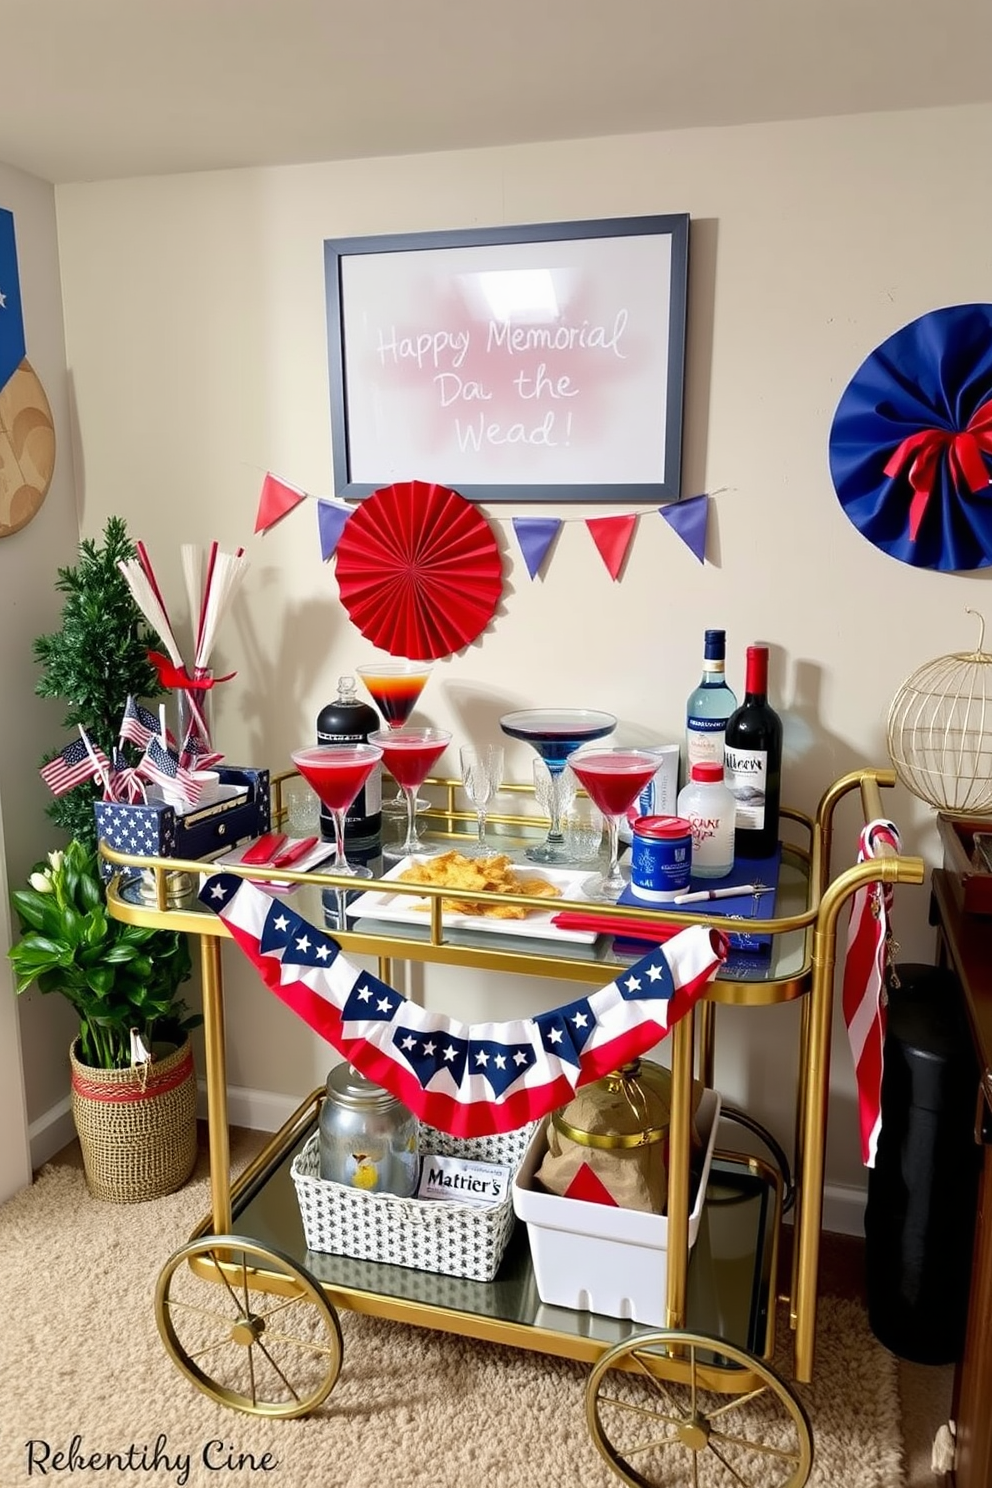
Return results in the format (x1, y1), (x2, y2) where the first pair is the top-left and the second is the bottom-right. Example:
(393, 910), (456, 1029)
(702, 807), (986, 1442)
(346, 856), (599, 945)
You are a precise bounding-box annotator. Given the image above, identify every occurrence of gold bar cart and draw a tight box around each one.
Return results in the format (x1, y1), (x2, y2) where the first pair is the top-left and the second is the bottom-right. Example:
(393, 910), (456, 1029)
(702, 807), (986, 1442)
(102, 766), (923, 1487)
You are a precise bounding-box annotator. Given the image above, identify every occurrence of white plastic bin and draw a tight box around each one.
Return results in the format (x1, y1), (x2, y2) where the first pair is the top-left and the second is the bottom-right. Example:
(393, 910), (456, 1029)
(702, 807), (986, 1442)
(512, 1087), (721, 1326)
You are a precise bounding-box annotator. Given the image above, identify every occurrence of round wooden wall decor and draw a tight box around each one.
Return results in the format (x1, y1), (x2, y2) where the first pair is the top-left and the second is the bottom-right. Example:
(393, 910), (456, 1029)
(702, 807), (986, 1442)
(0, 358), (55, 537)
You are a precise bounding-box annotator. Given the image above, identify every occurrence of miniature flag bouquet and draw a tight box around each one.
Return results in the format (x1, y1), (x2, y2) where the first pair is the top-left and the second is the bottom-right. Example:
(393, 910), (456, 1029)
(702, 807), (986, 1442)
(40, 537), (248, 814)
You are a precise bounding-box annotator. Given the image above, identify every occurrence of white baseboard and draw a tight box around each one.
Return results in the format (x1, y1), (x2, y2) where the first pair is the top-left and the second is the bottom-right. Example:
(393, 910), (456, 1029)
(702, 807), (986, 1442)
(29, 1096), (75, 1170)
(817, 1181), (867, 1238)
(33, 1080), (872, 1243)
(30, 1082), (295, 1172)
(197, 1081), (299, 1133)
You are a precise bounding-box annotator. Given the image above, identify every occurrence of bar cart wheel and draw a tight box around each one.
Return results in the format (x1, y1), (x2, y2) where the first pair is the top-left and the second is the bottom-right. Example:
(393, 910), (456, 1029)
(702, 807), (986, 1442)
(154, 1235), (344, 1419)
(585, 1330), (813, 1488)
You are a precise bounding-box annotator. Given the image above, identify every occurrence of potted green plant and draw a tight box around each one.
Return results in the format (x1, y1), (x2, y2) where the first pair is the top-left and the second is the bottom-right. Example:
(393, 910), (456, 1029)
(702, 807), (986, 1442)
(16, 516), (201, 1201)
(8, 840), (201, 1201)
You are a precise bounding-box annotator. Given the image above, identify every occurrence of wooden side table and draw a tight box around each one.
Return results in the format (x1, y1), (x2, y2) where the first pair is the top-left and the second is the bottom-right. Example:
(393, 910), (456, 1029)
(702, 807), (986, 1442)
(930, 869), (992, 1488)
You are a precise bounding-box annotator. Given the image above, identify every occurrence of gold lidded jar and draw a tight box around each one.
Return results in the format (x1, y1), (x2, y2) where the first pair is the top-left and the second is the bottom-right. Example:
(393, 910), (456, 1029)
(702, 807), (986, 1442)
(537, 1058), (701, 1214)
(318, 1063), (420, 1196)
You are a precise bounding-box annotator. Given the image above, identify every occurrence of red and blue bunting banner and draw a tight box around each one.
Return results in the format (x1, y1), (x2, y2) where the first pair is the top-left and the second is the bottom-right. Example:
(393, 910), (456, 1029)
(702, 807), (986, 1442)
(255, 472), (712, 575)
(200, 871), (727, 1138)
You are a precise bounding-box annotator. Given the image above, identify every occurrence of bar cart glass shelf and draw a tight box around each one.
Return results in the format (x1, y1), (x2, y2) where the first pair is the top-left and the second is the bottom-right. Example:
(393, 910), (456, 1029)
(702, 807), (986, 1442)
(102, 766), (924, 1488)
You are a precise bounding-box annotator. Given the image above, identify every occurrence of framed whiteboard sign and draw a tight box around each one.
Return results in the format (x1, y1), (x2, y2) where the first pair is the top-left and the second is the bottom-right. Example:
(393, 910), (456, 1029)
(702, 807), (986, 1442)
(324, 214), (689, 504)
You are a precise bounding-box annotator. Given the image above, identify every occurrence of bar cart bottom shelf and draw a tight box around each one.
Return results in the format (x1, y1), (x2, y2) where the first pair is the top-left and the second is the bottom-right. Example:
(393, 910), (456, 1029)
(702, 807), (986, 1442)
(152, 1098), (812, 1486)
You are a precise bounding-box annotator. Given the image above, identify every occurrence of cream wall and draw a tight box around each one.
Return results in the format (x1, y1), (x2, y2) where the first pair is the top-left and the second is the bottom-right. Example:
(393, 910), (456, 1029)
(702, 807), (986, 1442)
(50, 101), (989, 1221)
(0, 160), (84, 1186)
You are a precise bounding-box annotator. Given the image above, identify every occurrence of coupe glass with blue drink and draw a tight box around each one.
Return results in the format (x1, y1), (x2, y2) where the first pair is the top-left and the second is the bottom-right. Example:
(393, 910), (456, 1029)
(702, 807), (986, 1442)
(499, 709), (616, 864)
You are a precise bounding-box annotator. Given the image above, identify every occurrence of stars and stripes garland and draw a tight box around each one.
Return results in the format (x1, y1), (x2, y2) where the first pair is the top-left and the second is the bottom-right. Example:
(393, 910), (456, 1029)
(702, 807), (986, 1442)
(842, 817), (901, 1168)
(200, 871), (729, 1139)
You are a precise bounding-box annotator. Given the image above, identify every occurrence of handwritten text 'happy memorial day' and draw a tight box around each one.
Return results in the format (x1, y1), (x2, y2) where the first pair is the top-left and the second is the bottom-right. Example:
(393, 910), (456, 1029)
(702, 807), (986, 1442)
(375, 312), (630, 449)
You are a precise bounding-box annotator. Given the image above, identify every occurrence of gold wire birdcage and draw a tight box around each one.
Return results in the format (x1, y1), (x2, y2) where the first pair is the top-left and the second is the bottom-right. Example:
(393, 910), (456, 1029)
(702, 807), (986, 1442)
(887, 609), (992, 815)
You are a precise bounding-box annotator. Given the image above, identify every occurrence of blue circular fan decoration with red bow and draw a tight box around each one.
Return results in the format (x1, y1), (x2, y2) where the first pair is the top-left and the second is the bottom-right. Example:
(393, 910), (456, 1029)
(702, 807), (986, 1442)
(829, 304), (992, 572)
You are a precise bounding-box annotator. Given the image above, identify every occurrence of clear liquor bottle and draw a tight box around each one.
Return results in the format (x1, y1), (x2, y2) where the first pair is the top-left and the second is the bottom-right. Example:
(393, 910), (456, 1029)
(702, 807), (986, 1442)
(685, 629), (738, 775)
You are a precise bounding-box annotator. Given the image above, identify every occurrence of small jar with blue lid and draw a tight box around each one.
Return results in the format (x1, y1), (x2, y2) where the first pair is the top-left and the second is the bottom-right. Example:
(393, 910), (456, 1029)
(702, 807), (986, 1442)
(629, 815), (693, 903)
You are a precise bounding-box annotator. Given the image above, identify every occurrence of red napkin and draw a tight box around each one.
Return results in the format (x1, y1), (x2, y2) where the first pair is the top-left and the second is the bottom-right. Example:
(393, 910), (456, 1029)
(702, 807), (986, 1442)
(551, 910), (681, 943)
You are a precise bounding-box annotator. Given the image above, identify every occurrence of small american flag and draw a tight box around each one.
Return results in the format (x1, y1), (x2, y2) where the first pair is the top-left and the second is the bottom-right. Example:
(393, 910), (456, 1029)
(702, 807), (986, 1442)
(119, 695), (167, 750)
(137, 736), (203, 804)
(179, 718), (224, 772)
(40, 736), (111, 797)
(842, 818), (901, 1167)
(109, 747), (146, 804)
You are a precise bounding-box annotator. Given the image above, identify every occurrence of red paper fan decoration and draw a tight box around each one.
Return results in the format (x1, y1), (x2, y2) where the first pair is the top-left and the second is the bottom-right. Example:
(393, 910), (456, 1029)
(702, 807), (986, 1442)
(334, 480), (503, 660)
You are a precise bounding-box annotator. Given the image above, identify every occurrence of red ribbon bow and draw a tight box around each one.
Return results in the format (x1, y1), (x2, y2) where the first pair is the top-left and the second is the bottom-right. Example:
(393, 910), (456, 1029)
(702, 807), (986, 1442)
(147, 652), (236, 691)
(884, 398), (992, 541)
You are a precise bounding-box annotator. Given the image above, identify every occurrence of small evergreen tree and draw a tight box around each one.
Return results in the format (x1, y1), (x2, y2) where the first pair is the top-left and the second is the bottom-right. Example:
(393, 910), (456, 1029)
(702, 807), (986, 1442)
(34, 516), (165, 846)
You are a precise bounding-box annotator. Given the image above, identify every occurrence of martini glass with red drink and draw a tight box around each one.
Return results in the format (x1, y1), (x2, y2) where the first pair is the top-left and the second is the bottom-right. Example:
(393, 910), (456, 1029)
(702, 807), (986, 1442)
(568, 747), (661, 901)
(367, 726), (451, 858)
(356, 660), (433, 812)
(291, 743), (383, 879)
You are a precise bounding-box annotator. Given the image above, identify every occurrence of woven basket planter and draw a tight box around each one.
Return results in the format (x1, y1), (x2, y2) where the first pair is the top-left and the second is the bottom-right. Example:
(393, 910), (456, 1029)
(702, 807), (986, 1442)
(69, 1037), (198, 1203)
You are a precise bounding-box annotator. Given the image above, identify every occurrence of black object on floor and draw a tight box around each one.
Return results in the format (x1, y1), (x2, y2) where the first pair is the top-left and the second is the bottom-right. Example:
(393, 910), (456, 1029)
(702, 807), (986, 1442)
(864, 961), (981, 1365)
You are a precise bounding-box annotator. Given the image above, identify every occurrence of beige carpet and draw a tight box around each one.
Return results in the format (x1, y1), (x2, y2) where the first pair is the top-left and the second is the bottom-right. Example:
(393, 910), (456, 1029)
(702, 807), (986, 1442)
(0, 1132), (906, 1488)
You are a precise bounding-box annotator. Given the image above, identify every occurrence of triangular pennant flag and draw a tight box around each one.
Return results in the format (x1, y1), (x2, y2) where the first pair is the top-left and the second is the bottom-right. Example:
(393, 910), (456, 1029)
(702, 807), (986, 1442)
(586, 513), (637, 580)
(317, 497), (352, 561)
(254, 472), (307, 534)
(0, 208), (26, 394)
(511, 515), (561, 579)
(661, 493), (709, 563)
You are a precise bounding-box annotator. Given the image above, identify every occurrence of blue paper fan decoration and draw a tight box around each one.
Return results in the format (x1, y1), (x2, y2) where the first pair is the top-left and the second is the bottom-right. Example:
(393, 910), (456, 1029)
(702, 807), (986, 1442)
(829, 304), (992, 572)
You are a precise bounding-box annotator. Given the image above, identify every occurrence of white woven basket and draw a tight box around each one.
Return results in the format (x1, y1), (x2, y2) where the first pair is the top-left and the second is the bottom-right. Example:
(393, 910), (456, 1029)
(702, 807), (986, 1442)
(291, 1122), (535, 1281)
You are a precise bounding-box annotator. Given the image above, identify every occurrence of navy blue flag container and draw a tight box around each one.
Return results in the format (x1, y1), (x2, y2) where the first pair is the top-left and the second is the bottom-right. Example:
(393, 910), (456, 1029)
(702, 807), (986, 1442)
(94, 766), (270, 881)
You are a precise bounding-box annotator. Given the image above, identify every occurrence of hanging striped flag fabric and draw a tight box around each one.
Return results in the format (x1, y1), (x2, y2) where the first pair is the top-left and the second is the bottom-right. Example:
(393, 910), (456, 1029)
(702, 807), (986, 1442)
(842, 817), (901, 1167)
(200, 872), (728, 1138)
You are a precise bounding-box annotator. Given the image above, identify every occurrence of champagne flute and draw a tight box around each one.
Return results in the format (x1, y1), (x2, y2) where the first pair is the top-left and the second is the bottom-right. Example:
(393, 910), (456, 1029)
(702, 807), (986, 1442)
(459, 744), (504, 858)
(368, 727), (451, 858)
(291, 743), (383, 880)
(568, 747), (662, 901)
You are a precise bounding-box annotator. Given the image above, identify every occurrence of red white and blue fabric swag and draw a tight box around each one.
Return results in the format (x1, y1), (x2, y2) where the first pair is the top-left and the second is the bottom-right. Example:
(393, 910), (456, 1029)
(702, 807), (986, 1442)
(200, 873), (728, 1138)
(842, 817), (901, 1168)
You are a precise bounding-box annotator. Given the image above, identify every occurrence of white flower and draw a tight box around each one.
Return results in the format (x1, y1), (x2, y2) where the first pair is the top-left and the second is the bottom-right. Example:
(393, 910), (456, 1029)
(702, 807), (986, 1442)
(47, 849), (64, 873)
(29, 871), (53, 893)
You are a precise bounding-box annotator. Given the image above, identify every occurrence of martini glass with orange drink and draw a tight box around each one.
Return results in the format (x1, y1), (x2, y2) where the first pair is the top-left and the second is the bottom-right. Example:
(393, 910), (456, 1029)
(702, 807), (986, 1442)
(568, 747), (661, 901)
(367, 727), (451, 858)
(291, 742), (383, 879)
(356, 660), (433, 812)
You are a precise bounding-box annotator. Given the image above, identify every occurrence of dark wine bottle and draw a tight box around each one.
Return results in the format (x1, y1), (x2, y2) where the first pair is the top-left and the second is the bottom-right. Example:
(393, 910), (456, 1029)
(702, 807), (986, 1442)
(723, 644), (782, 859)
(316, 676), (382, 844)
